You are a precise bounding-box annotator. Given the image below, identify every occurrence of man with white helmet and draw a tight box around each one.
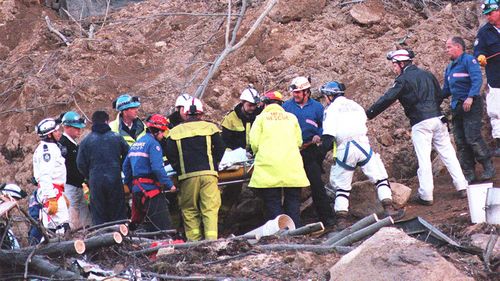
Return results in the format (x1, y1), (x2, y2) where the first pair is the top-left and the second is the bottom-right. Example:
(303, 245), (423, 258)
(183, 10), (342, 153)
(110, 94), (146, 146)
(319, 81), (404, 229)
(474, 0), (500, 156)
(165, 98), (225, 241)
(366, 49), (468, 205)
(0, 183), (26, 249)
(168, 93), (193, 128)
(59, 111), (92, 229)
(33, 117), (70, 234)
(221, 85), (262, 150)
(283, 76), (335, 227)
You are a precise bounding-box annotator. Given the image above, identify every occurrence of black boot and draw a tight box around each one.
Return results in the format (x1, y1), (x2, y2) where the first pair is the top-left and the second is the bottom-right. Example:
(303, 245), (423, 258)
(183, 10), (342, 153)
(479, 158), (496, 181)
(335, 211), (349, 231)
(381, 199), (405, 221)
(495, 138), (500, 157)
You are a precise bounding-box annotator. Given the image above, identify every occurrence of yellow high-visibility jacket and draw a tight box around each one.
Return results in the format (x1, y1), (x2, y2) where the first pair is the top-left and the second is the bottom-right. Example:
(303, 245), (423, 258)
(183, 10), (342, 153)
(109, 113), (146, 147)
(249, 104), (310, 188)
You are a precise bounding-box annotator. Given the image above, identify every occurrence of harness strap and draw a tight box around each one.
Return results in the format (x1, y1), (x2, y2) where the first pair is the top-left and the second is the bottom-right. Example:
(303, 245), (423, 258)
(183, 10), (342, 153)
(132, 178), (161, 204)
(335, 140), (373, 171)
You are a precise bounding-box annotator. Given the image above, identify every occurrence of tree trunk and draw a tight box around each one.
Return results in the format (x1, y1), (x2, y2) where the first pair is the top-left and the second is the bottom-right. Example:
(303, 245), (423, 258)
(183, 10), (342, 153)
(323, 213), (378, 245)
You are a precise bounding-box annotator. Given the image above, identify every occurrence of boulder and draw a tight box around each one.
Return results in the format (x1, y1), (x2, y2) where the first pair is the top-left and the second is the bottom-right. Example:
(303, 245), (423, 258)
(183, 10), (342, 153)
(391, 182), (412, 207)
(349, 0), (384, 25)
(268, 0), (327, 24)
(329, 227), (473, 281)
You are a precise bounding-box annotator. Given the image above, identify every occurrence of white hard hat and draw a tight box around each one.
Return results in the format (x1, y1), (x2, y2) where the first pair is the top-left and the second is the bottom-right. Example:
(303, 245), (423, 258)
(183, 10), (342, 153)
(183, 97), (204, 115)
(239, 87), (259, 104)
(36, 118), (60, 137)
(175, 94), (193, 108)
(0, 183), (27, 199)
(289, 76), (311, 92)
(386, 49), (414, 62)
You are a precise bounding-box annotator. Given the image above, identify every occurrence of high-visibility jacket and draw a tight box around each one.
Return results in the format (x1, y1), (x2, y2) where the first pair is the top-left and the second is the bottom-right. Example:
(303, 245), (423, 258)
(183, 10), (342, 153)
(248, 104), (310, 188)
(109, 113), (146, 147)
(165, 120), (225, 181)
(221, 103), (260, 150)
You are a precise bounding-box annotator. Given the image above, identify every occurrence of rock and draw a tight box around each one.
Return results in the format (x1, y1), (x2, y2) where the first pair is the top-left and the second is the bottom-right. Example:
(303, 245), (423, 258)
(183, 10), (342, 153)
(470, 234), (500, 259)
(268, 0), (326, 24)
(390, 182), (412, 207)
(349, 0), (384, 25)
(377, 132), (394, 146)
(154, 41), (166, 48)
(329, 227), (473, 281)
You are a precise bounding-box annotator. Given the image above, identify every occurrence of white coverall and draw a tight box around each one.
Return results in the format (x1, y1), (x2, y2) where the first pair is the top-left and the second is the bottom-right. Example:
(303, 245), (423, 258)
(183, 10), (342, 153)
(323, 96), (392, 213)
(33, 140), (70, 231)
(487, 86), (500, 138)
(411, 117), (468, 201)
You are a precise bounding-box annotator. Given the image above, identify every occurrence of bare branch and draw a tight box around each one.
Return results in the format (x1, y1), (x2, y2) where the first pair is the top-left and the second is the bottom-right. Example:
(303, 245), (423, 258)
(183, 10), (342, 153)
(61, 8), (89, 37)
(44, 16), (70, 46)
(225, 0), (232, 47)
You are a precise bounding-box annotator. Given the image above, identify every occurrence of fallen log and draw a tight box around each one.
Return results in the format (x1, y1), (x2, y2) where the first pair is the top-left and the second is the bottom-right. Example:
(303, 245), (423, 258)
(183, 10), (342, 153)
(323, 213), (378, 245)
(83, 232), (123, 252)
(258, 243), (353, 254)
(86, 224), (128, 238)
(28, 255), (81, 279)
(143, 271), (234, 281)
(331, 216), (394, 247)
(130, 229), (176, 238)
(72, 218), (130, 234)
(281, 222), (324, 236)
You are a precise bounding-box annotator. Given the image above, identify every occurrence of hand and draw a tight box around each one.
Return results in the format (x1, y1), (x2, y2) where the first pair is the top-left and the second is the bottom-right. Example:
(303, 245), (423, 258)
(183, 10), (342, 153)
(47, 198), (58, 215)
(311, 135), (321, 144)
(169, 185), (177, 192)
(478, 55), (487, 67)
(123, 184), (130, 194)
(462, 97), (473, 112)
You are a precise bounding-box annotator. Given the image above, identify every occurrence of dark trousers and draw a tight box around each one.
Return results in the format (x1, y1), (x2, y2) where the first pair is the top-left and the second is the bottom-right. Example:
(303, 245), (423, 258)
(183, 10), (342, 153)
(89, 176), (127, 225)
(301, 145), (335, 225)
(452, 98), (491, 173)
(132, 192), (172, 232)
(255, 188), (302, 227)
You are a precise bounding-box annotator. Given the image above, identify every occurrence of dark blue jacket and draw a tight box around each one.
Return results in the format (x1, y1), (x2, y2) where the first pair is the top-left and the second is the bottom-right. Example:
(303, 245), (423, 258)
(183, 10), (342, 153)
(123, 133), (174, 192)
(442, 53), (483, 109)
(474, 22), (500, 88)
(282, 98), (323, 142)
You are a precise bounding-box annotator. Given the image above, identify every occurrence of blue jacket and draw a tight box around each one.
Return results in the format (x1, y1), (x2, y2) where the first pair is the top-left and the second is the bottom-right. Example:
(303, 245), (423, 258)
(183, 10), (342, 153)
(282, 98), (323, 142)
(123, 133), (174, 193)
(442, 53), (483, 109)
(474, 22), (500, 88)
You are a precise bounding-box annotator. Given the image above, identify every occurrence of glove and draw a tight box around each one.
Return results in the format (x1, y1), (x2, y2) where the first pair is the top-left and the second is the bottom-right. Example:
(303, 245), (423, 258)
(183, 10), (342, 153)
(82, 183), (90, 204)
(478, 55), (487, 67)
(47, 198), (58, 215)
(123, 184), (130, 195)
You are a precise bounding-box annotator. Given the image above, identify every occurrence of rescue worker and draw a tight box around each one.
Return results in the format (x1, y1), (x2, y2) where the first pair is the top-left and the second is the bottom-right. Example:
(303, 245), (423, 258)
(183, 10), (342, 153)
(168, 93), (193, 128)
(474, 0), (500, 157)
(33, 118), (70, 234)
(165, 98), (225, 241)
(77, 111), (129, 225)
(442, 37), (495, 182)
(318, 81), (404, 229)
(123, 114), (176, 231)
(366, 49), (468, 205)
(249, 91), (310, 227)
(59, 111), (92, 229)
(0, 183), (26, 249)
(282, 76), (335, 227)
(221, 85), (262, 150)
(110, 94), (146, 146)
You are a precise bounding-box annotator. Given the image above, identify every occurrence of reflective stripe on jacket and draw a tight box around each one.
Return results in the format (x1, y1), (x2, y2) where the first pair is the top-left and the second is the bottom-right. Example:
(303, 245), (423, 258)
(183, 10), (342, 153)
(109, 113), (146, 147)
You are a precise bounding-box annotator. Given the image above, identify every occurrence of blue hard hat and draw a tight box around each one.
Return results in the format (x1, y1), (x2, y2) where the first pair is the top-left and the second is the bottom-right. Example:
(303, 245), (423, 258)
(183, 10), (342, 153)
(482, 0), (499, 14)
(319, 81), (346, 96)
(115, 94), (141, 111)
(62, 111), (86, 128)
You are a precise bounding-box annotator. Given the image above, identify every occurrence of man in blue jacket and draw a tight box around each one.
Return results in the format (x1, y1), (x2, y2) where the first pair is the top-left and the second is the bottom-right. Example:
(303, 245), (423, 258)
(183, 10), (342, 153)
(123, 114), (176, 231)
(77, 111), (129, 225)
(443, 36), (495, 182)
(474, 0), (500, 156)
(283, 76), (335, 227)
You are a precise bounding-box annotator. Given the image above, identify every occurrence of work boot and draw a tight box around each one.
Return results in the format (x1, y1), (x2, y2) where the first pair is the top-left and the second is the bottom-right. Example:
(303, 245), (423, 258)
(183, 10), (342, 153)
(479, 158), (496, 181)
(463, 170), (476, 184)
(381, 199), (405, 221)
(495, 139), (500, 157)
(414, 195), (433, 206)
(335, 211), (349, 231)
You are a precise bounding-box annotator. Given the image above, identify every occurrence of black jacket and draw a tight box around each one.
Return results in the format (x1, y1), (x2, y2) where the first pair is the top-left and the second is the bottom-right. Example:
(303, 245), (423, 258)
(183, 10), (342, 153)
(221, 103), (261, 150)
(366, 64), (443, 126)
(165, 120), (225, 180)
(59, 134), (85, 187)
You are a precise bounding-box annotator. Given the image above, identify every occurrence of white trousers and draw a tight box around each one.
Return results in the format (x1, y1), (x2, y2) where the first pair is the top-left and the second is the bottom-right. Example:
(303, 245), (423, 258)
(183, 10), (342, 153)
(64, 183), (92, 229)
(486, 86), (500, 138)
(411, 117), (468, 201)
(41, 192), (70, 231)
(330, 137), (392, 212)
